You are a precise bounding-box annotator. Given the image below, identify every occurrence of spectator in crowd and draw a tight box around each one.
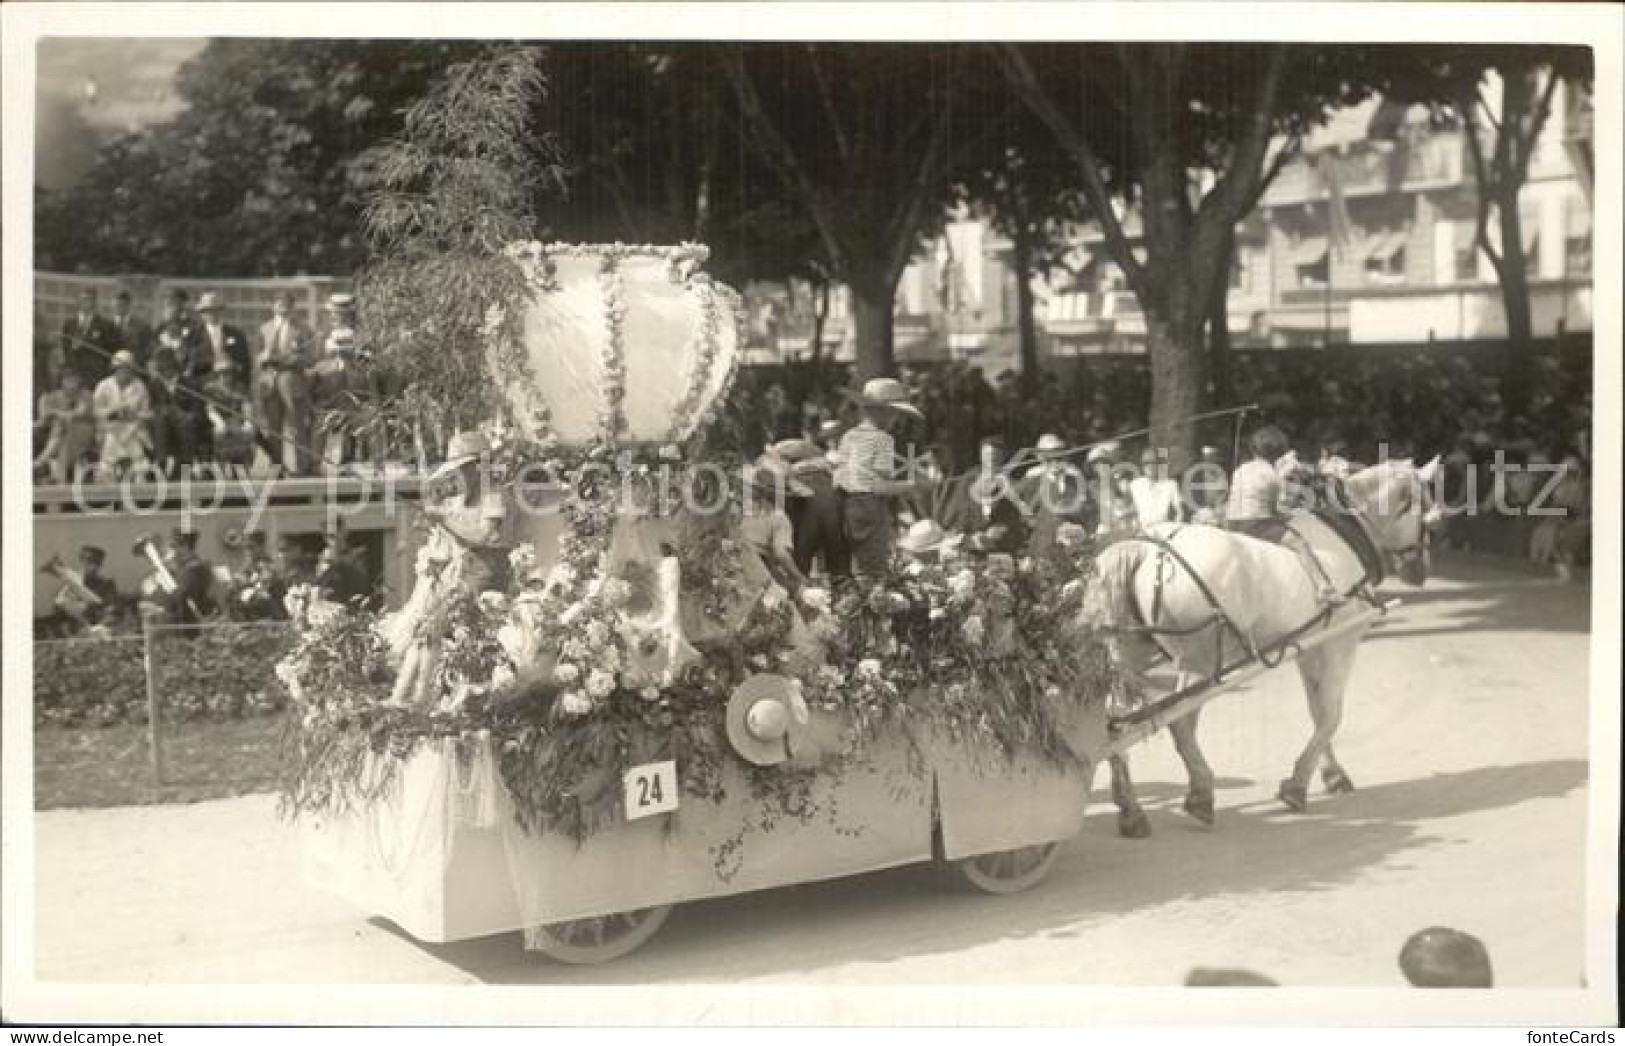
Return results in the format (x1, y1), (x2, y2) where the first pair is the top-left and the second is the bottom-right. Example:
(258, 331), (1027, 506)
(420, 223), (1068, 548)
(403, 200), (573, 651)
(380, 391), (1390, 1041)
(308, 327), (367, 471)
(1019, 434), (1090, 557)
(146, 349), (208, 476)
(33, 368), (97, 484)
(202, 360), (258, 475)
(60, 287), (113, 386)
(1088, 442), (1136, 541)
(152, 288), (203, 375)
(322, 291), (358, 346)
(1129, 444), (1184, 530)
(193, 292), (252, 383)
(255, 291), (315, 474)
(91, 350), (152, 478)
(109, 289), (153, 362)
(1398, 927), (1493, 987)
(1188, 445), (1230, 524)
(1543, 450), (1590, 582)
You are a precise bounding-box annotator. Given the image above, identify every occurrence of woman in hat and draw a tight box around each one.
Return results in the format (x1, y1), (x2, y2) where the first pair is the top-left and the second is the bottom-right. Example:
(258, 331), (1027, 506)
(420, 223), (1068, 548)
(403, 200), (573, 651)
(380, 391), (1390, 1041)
(834, 378), (926, 578)
(91, 350), (152, 477)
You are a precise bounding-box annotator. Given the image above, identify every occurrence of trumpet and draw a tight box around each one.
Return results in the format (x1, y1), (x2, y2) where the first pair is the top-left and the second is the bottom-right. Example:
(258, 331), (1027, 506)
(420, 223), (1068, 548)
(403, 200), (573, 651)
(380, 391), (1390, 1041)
(42, 554), (102, 619)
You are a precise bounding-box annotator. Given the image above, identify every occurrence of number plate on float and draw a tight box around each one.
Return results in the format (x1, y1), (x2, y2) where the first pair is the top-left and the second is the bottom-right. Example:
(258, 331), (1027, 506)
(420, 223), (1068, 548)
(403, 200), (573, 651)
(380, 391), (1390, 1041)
(623, 760), (679, 820)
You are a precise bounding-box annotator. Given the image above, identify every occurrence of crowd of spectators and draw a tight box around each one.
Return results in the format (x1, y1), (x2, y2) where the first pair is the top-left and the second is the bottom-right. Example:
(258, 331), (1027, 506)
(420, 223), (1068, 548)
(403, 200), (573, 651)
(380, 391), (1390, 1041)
(743, 347), (1592, 478)
(33, 287), (373, 483)
(736, 343), (1594, 574)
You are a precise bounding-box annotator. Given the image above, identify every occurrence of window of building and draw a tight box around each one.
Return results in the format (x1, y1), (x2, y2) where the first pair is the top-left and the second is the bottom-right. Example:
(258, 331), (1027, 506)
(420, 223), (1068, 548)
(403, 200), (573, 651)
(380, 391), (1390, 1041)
(1448, 220), (1479, 282)
(1564, 194), (1592, 277)
(1292, 237), (1328, 288)
(1363, 229), (1408, 285)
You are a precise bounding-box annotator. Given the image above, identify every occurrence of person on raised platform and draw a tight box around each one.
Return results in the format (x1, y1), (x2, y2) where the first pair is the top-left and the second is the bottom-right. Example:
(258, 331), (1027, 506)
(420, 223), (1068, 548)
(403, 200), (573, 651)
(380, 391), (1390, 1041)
(834, 378), (926, 579)
(92, 351), (152, 478)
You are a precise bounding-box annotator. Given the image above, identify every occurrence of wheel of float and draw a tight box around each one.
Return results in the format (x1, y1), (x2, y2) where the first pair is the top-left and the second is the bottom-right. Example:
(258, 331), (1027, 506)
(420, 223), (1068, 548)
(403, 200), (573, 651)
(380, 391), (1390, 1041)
(955, 842), (1062, 894)
(527, 904), (674, 964)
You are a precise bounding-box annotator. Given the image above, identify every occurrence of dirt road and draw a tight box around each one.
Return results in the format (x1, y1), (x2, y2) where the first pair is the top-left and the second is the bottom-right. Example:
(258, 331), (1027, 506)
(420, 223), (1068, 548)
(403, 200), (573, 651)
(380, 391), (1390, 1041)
(31, 558), (1594, 990)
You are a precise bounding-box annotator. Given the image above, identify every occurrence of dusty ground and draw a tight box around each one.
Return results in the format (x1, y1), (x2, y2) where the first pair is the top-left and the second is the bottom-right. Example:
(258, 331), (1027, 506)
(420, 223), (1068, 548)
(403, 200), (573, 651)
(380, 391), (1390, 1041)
(29, 557), (1594, 991)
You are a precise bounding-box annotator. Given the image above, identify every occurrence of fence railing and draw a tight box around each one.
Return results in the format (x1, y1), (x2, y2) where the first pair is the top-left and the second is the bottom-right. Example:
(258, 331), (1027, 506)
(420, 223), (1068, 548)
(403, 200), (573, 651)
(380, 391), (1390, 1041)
(33, 619), (296, 786)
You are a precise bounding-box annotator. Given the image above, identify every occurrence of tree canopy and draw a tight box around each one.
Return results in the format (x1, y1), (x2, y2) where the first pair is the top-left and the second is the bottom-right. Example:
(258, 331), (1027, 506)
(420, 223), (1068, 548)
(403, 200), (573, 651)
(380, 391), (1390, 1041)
(34, 39), (492, 276)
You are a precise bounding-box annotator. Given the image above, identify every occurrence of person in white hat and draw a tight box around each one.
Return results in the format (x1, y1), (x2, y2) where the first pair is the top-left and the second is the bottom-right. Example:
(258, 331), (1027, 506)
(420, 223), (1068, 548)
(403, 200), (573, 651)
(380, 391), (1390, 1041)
(91, 349), (152, 477)
(1018, 433), (1089, 558)
(834, 377), (926, 577)
(194, 291), (251, 385)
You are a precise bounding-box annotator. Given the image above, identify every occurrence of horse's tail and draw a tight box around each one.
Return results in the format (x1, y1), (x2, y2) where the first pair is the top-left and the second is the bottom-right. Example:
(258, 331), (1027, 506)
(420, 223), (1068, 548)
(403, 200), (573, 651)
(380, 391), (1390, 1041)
(1080, 539), (1152, 633)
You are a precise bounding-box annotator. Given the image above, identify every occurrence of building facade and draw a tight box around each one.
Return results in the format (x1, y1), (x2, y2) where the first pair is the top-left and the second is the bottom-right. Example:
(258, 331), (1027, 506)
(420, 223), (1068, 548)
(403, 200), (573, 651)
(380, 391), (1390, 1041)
(740, 76), (1593, 366)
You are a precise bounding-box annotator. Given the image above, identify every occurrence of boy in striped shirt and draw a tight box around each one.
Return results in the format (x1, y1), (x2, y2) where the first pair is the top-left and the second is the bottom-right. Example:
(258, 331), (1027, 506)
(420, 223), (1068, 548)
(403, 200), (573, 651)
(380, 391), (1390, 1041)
(835, 378), (925, 577)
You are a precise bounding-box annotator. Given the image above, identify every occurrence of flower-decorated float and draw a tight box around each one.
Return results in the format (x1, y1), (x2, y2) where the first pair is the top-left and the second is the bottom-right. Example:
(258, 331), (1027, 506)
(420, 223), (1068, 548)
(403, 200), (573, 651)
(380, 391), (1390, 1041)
(282, 243), (1119, 964)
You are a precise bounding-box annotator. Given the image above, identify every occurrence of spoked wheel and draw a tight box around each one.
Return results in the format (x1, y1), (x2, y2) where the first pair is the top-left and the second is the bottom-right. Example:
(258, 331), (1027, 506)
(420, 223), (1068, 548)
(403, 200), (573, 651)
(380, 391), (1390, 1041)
(526, 904), (674, 965)
(954, 841), (1062, 894)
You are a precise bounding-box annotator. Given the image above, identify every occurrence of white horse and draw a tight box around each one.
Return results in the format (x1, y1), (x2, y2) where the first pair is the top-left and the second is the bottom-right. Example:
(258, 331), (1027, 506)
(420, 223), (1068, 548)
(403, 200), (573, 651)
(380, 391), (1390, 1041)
(1082, 457), (1442, 837)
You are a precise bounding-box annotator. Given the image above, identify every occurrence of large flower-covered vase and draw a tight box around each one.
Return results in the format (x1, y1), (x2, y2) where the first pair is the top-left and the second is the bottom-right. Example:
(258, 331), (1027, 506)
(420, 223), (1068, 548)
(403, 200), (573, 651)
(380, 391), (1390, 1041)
(495, 244), (765, 690)
(496, 242), (743, 447)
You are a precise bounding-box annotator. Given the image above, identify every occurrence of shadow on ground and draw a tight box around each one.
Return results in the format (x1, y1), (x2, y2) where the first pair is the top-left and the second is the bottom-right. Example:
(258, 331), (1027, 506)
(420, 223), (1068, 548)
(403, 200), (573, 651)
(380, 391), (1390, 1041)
(384, 757), (1585, 985)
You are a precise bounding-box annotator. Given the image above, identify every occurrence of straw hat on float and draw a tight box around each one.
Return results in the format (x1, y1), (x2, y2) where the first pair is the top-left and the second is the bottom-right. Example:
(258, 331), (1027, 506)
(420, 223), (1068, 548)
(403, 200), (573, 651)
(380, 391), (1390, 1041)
(897, 519), (961, 557)
(858, 377), (922, 419)
(725, 674), (809, 767)
(430, 430), (496, 484)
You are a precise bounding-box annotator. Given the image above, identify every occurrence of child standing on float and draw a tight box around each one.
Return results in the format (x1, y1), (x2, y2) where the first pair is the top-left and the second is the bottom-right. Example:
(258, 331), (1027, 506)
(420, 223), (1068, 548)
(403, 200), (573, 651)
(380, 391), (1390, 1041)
(833, 379), (925, 578)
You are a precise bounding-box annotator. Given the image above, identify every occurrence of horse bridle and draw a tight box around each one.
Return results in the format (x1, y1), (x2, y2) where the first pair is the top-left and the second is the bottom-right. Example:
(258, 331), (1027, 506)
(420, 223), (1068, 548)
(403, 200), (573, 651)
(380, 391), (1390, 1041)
(1353, 477), (1432, 576)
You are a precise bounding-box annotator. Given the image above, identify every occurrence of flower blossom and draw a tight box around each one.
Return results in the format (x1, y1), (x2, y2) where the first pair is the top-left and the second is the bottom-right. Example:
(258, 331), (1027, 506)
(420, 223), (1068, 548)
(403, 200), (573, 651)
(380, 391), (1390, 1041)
(559, 691), (593, 717)
(586, 669), (616, 699)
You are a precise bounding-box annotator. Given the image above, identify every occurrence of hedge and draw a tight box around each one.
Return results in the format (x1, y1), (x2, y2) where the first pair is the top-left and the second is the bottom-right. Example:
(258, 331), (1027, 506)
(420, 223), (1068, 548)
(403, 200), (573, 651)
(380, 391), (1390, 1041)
(33, 623), (296, 729)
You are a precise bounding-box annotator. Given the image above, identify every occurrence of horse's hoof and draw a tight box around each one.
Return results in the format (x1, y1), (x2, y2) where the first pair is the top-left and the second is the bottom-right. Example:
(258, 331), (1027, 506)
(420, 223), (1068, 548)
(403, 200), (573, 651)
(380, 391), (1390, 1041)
(1322, 767), (1356, 795)
(1117, 810), (1152, 839)
(1277, 780), (1309, 813)
(1183, 791), (1216, 826)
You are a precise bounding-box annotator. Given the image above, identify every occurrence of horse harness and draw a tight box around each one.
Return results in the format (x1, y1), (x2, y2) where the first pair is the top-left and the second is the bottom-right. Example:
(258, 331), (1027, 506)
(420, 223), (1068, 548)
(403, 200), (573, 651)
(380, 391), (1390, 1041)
(1112, 510), (1388, 681)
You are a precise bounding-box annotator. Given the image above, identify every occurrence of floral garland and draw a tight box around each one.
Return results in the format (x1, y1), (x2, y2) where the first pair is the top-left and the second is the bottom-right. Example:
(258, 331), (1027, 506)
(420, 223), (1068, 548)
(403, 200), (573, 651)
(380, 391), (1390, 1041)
(668, 273), (720, 443)
(596, 255), (629, 446)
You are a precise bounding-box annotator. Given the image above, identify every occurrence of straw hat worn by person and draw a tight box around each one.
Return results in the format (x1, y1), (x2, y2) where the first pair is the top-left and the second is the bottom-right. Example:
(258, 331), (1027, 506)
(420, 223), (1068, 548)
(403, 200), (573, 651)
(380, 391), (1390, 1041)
(834, 378), (925, 577)
(91, 349), (153, 473)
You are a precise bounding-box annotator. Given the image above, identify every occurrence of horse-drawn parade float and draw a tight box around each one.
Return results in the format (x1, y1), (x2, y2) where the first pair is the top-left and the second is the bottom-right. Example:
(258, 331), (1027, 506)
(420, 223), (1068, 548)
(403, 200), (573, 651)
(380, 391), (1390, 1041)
(280, 243), (1441, 964)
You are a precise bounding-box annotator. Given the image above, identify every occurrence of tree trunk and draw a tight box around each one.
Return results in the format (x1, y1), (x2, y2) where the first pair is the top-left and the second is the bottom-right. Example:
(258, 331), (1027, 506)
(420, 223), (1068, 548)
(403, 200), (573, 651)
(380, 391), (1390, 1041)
(1207, 225), (1236, 406)
(849, 268), (897, 382)
(1145, 280), (1208, 473)
(1012, 229), (1042, 398)
(1494, 184), (1535, 414)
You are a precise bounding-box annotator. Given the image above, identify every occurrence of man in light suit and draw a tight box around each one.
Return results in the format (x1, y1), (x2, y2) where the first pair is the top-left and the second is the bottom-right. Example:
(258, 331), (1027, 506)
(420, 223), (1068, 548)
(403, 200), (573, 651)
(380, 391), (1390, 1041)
(254, 292), (314, 474)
